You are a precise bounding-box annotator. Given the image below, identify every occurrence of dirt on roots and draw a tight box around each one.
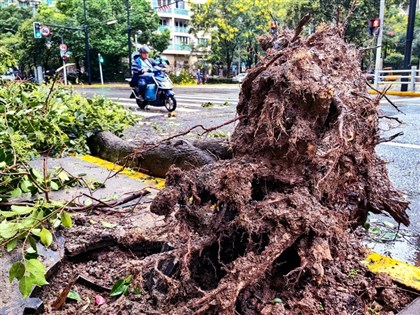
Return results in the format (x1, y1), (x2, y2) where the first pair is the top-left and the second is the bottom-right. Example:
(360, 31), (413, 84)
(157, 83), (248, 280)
(37, 25), (415, 314)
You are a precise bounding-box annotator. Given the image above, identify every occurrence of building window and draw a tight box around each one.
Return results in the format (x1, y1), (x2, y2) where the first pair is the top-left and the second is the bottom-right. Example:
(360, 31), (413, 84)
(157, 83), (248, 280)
(157, 0), (170, 6)
(174, 36), (189, 45)
(176, 1), (185, 9)
(198, 38), (208, 46)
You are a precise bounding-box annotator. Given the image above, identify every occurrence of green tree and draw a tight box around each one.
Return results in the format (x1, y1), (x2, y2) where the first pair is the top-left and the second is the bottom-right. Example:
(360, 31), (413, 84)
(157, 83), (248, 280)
(1, 0), (169, 82)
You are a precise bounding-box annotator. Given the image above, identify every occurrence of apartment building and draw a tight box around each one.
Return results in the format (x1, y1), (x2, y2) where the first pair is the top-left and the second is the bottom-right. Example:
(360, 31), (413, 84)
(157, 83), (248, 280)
(0, 0), (53, 8)
(150, 0), (209, 72)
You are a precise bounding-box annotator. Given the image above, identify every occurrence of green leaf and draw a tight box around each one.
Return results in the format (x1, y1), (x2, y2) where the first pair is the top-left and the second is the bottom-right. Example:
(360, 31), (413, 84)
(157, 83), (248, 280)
(19, 275), (35, 297)
(10, 205), (34, 215)
(0, 161), (6, 168)
(0, 210), (19, 218)
(10, 187), (22, 198)
(39, 228), (53, 247)
(26, 259), (46, 276)
(67, 290), (81, 301)
(6, 239), (17, 252)
(101, 221), (117, 228)
(20, 180), (32, 193)
(271, 297), (283, 304)
(382, 232), (397, 241)
(371, 226), (380, 234)
(26, 259), (48, 286)
(110, 281), (129, 297)
(61, 211), (73, 228)
(31, 169), (43, 182)
(28, 235), (38, 251)
(57, 171), (70, 182)
(28, 271), (48, 286)
(31, 228), (41, 237)
(0, 220), (18, 239)
(50, 181), (59, 191)
(9, 261), (25, 282)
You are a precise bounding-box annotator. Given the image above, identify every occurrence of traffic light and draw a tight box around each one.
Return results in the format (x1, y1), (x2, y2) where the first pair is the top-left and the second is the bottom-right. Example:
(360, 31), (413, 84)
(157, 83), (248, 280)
(368, 18), (380, 37)
(33, 22), (42, 39)
(270, 21), (278, 35)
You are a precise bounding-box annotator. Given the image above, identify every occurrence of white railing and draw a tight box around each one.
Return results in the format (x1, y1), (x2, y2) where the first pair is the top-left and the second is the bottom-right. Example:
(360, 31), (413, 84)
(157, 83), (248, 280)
(374, 66), (419, 92)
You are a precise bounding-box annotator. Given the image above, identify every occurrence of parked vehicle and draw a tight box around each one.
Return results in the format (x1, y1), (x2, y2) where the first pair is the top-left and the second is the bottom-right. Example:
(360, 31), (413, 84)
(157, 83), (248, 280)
(129, 66), (176, 112)
(0, 68), (16, 82)
(232, 72), (247, 83)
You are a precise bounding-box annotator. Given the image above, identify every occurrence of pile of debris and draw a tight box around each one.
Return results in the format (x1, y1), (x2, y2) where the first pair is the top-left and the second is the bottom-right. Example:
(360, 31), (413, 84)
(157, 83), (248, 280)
(38, 24), (413, 314)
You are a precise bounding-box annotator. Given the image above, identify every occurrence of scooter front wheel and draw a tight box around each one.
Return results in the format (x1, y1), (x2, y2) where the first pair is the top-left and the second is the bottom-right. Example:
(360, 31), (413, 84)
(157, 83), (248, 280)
(165, 95), (177, 112)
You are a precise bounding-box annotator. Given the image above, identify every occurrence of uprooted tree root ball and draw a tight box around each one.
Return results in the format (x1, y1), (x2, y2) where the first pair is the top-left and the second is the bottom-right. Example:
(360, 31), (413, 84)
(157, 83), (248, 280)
(146, 25), (413, 314)
(36, 25), (414, 315)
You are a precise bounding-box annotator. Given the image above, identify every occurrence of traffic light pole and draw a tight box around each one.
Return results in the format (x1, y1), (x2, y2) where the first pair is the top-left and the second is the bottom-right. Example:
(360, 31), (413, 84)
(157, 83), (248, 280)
(126, 0), (132, 76)
(83, 0), (92, 85)
(401, 0), (417, 92)
(60, 35), (68, 85)
(373, 0), (385, 89)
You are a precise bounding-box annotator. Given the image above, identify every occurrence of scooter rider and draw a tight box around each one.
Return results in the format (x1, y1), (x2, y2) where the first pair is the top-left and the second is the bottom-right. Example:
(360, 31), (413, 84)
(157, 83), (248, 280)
(130, 45), (157, 99)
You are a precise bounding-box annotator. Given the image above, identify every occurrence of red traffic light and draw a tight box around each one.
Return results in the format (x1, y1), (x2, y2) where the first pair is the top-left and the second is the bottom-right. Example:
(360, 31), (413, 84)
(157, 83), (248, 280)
(368, 18), (380, 37)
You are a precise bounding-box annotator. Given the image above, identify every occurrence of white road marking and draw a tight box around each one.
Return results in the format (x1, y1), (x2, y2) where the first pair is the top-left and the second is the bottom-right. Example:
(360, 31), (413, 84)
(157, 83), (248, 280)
(380, 98), (420, 104)
(381, 142), (420, 150)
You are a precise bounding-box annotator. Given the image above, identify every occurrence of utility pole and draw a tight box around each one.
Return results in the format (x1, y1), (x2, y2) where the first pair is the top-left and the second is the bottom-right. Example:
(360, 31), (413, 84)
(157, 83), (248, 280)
(126, 0), (132, 75)
(374, 0), (385, 89)
(83, 0), (92, 85)
(98, 53), (104, 85)
(401, 0), (417, 91)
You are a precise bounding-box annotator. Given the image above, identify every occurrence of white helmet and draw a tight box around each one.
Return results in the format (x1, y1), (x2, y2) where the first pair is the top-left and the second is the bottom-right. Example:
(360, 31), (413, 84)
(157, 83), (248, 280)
(138, 45), (150, 53)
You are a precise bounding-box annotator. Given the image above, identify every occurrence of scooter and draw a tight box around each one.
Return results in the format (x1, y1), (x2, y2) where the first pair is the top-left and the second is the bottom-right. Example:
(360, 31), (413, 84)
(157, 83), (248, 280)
(129, 66), (176, 112)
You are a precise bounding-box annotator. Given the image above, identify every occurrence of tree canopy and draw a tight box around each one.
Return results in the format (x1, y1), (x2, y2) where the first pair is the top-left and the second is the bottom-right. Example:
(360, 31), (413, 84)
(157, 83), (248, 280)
(0, 0), (170, 81)
(190, 0), (416, 75)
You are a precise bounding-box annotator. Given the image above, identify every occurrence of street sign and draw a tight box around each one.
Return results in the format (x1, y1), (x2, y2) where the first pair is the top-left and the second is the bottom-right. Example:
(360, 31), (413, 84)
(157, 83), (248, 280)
(59, 44), (67, 51)
(40, 26), (51, 37)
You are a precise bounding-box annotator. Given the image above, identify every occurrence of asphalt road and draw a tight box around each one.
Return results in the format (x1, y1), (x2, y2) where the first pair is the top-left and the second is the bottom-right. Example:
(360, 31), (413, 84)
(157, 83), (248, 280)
(76, 85), (420, 266)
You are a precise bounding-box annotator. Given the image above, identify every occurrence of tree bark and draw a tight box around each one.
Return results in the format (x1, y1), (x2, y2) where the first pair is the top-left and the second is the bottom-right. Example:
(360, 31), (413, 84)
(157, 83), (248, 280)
(87, 131), (232, 178)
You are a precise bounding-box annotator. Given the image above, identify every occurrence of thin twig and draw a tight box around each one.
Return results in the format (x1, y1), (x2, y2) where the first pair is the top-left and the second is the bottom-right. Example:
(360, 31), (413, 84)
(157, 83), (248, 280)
(379, 115), (403, 124)
(377, 132), (404, 144)
(366, 81), (404, 114)
(160, 115), (244, 142)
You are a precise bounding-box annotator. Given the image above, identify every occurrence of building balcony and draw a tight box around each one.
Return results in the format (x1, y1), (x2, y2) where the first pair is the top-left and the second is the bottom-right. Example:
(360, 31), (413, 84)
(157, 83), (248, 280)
(174, 26), (190, 33)
(174, 8), (189, 15)
(166, 44), (191, 51)
(158, 26), (190, 33)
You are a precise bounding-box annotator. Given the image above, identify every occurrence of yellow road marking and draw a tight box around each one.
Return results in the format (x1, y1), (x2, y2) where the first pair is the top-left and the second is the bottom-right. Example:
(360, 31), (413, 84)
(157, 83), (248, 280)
(77, 155), (165, 190)
(363, 252), (420, 291)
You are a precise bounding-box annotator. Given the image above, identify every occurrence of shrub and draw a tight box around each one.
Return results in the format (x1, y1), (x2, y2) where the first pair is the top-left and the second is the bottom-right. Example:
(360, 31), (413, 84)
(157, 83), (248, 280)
(384, 53), (404, 69)
(168, 70), (195, 85)
(0, 82), (139, 162)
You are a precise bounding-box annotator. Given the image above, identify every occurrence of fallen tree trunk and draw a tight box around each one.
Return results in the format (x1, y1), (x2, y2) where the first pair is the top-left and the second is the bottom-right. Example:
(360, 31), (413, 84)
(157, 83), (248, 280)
(87, 131), (232, 177)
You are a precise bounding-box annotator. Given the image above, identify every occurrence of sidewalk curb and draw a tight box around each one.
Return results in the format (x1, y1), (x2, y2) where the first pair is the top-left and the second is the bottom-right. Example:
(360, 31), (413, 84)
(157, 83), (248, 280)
(368, 90), (420, 97)
(398, 298), (420, 315)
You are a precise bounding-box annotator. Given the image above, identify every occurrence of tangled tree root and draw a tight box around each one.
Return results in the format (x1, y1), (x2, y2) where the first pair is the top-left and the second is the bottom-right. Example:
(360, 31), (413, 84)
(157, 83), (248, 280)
(104, 25), (412, 315)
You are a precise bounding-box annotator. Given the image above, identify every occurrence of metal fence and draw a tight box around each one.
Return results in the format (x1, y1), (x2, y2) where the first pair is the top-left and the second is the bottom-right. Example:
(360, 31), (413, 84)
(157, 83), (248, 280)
(374, 66), (420, 92)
